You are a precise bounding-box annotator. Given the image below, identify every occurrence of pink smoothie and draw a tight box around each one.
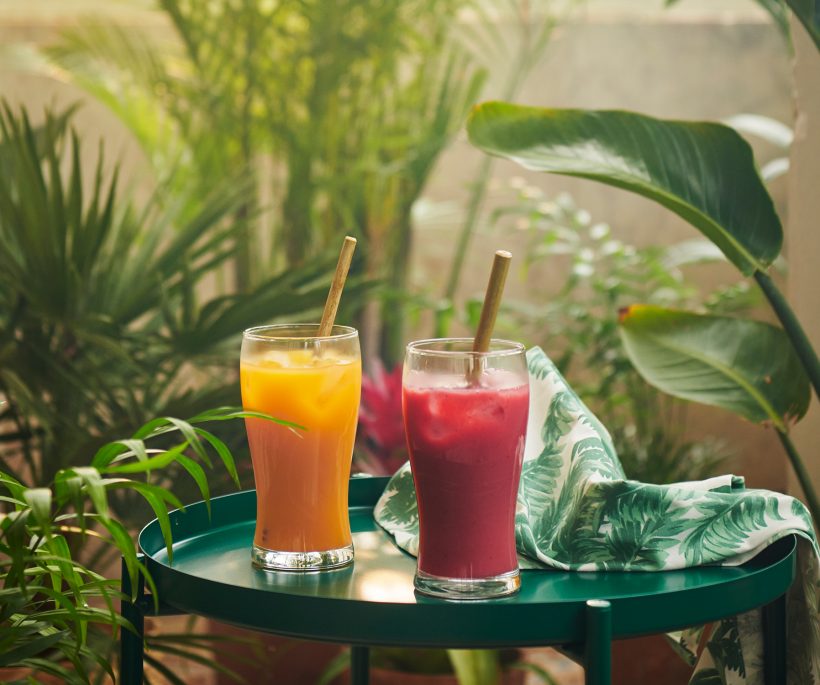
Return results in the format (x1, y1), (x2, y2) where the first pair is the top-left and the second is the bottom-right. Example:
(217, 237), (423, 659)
(403, 370), (529, 579)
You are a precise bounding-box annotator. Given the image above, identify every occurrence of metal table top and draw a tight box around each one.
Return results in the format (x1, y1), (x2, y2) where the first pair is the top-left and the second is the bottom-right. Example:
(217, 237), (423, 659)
(139, 476), (797, 649)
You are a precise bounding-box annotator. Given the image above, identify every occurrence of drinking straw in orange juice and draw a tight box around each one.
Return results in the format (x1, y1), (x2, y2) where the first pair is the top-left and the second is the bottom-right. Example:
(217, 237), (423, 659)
(240, 235), (360, 571)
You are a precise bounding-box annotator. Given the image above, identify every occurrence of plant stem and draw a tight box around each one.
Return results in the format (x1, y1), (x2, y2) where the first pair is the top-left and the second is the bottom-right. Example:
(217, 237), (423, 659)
(232, 0), (258, 292)
(447, 649), (500, 685)
(442, 2), (553, 304)
(444, 155), (494, 300)
(776, 429), (820, 527)
(754, 271), (820, 401)
(380, 215), (413, 366)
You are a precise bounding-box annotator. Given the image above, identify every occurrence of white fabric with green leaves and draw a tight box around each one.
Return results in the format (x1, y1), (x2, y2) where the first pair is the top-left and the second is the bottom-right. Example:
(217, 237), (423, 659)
(374, 347), (819, 684)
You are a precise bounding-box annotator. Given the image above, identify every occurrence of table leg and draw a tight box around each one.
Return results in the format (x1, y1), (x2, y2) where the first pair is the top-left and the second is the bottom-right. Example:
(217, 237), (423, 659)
(762, 593), (787, 685)
(350, 645), (370, 685)
(585, 599), (612, 685)
(120, 556), (145, 685)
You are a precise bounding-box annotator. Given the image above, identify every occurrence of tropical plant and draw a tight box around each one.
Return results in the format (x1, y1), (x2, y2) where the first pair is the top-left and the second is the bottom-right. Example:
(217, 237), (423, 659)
(0, 100), (365, 683)
(465, 41), (818, 522)
(0, 406), (275, 684)
(0, 102), (364, 501)
(44, 0), (485, 364)
(489, 186), (745, 483)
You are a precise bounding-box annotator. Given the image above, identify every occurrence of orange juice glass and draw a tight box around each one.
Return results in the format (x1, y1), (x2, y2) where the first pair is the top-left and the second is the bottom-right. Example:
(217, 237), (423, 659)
(240, 324), (361, 571)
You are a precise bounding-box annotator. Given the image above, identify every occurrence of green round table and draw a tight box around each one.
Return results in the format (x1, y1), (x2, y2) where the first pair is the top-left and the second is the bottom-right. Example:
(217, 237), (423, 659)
(122, 476), (796, 685)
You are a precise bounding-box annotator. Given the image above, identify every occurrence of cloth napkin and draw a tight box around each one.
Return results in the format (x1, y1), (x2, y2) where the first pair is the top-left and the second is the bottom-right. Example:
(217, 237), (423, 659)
(374, 346), (819, 684)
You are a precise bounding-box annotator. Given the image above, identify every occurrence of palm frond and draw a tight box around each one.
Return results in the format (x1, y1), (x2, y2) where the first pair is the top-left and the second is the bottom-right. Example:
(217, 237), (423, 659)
(0, 408), (266, 679)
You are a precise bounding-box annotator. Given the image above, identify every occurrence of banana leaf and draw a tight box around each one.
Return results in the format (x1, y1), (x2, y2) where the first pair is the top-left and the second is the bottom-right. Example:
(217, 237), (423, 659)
(619, 305), (810, 431)
(467, 103), (782, 276)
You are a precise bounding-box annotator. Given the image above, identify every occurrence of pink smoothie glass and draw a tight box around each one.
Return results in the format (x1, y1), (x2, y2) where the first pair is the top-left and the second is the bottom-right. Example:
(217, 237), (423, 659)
(402, 338), (529, 600)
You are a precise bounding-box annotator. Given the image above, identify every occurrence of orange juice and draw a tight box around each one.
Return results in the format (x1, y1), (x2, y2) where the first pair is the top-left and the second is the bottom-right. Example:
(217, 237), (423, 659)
(240, 324), (362, 571)
(240, 324), (361, 570)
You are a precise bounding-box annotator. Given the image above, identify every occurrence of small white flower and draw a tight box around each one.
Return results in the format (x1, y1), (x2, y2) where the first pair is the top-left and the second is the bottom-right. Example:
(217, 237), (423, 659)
(590, 223), (610, 240)
(600, 240), (623, 256)
(573, 262), (594, 277)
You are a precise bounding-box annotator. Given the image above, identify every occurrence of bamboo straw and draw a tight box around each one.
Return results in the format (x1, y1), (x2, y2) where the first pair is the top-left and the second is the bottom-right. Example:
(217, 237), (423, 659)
(473, 250), (512, 352)
(318, 236), (357, 337)
(470, 250), (511, 383)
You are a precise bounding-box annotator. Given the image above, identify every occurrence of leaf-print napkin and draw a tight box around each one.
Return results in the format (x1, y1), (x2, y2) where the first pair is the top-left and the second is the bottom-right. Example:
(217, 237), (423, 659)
(374, 346), (819, 684)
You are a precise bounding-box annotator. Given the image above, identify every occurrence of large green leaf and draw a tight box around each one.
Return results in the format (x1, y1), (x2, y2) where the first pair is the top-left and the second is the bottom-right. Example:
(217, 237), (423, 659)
(787, 0), (820, 50)
(619, 305), (810, 431)
(467, 103), (782, 275)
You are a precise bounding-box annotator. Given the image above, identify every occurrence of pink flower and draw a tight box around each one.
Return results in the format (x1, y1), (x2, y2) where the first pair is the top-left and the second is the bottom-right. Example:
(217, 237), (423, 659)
(355, 360), (408, 476)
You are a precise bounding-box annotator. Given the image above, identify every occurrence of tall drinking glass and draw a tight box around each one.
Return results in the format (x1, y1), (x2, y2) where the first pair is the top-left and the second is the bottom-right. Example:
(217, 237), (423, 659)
(241, 324), (361, 571)
(403, 338), (529, 599)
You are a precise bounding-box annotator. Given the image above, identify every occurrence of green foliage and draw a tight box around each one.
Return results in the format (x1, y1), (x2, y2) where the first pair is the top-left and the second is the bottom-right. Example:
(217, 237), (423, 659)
(467, 103), (782, 276)
(619, 305), (811, 430)
(0, 103), (357, 494)
(492, 189), (741, 484)
(46, 0), (485, 363)
(0, 408), (260, 680)
(465, 98), (820, 521)
(786, 0), (820, 49)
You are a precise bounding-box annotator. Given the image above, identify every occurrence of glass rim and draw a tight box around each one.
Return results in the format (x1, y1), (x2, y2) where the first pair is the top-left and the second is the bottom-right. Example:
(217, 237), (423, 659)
(242, 323), (358, 342)
(405, 337), (526, 358)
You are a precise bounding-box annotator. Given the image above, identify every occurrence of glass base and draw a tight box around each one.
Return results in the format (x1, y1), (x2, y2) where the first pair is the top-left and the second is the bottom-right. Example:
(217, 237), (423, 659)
(252, 543), (354, 571)
(414, 568), (520, 600)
